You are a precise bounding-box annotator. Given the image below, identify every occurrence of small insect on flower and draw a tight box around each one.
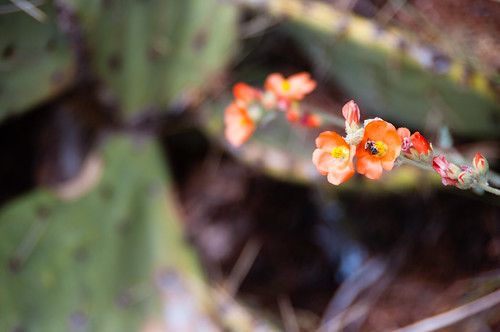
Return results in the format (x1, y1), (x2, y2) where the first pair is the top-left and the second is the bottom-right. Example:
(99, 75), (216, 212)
(364, 140), (387, 157)
(356, 120), (401, 180)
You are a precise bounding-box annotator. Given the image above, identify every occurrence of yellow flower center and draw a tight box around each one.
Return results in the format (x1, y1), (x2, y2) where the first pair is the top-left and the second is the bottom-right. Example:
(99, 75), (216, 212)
(365, 140), (387, 157)
(331, 146), (349, 159)
(282, 79), (291, 91)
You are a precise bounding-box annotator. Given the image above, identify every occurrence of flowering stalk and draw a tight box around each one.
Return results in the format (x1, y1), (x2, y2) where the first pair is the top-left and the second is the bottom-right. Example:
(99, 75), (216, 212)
(223, 73), (500, 196)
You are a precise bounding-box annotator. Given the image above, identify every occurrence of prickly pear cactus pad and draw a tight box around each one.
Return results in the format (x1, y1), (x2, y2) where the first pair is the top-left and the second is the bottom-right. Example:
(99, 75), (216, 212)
(59, 0), (237, 118)
(0, 1), (75, 122)
(267, 0), (500, 137)
(0, 135), (204, 331)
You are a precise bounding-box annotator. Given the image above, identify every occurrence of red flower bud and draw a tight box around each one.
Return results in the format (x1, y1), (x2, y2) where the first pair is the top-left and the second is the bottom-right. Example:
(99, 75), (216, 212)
(473, 153), (489, 175)
(410, 132), (432, 156)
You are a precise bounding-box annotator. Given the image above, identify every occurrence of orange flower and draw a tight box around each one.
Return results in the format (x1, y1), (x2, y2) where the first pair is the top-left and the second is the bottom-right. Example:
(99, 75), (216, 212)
(356, 120), (401, 179)
(233, 83), (257, 105)
(224, 102), (255, 147)
(312, 131), (356, 185)
(265, 72), (317, 101)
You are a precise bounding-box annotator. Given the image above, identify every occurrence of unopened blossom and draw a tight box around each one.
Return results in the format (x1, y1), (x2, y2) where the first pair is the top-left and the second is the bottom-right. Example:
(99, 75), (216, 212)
(410, 132), (432, 156)
(457, 170), (475, 189)
(286, 109), (322, 128)
(397, 128), (432, 157)
(265, 72), (317, 101)
(397, 127), (412, 153)
(342, 100), (360, 128)
(224, 102), (255, 147)
(233, 82), (259, 106)
(312, 131), (356, 185)
(356, 120), (401, 180)
(432, 155), (459, 186)
(473, 153), (489, 175)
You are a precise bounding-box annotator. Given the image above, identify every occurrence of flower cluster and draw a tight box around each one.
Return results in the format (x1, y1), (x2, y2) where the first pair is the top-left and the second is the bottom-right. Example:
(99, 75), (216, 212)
(223, 72), (498, 195)
(224, 72), (318, 147)
(312, 101), (402, 185)
(432, 153), (489, 189)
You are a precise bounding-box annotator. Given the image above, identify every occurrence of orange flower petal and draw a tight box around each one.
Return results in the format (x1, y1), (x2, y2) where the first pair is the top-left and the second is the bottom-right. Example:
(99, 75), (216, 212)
(381, 159), (396, 172)
(265, 72), (316, 100)
(356, 155), (383, 179)
(315, 131), (347, 152)
(313, 133), (355, 185)
(327, 165), (355, 185)
(397, 127), (410, 140)
(264, 73), (285, 95)
(312, 149), (334, 175)
(233, 83), (255, 104)
(224, 102), (255, 147)
(287, 72), (317, 99)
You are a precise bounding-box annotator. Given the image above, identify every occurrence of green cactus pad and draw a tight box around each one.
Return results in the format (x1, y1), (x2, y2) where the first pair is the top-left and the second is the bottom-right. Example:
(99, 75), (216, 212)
(0, 135), (203, 331)
(0, 1), (75, 122)
(270, 1), (500, 137)
(60, 0), (238, 118)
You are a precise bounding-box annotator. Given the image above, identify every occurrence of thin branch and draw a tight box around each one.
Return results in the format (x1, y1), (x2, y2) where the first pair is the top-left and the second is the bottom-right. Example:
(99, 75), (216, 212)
(393, 288), (500, 332)
(8, 0), (46, 22)
(224, 238), (262, 296)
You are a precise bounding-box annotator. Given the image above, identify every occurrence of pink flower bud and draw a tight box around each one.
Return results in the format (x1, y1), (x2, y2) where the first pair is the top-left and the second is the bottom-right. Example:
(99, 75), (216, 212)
(432, 155), (459, 186)
(473, 153), (489, 175)
(342, 100), (360, 127)
(397, 127), (412, 153)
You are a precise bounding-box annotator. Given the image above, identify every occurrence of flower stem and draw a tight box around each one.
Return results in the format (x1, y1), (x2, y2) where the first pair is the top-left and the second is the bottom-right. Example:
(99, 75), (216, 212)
(475, 183), (500, 196)
(398, 155), (434, 172)
(308, 107), (346, 128)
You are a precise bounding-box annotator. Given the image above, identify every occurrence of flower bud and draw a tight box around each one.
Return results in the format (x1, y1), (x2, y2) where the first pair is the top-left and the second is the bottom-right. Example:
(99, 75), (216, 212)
(342, 100), (360, 128)
(410, 132), (432, 156)
(233, 83), (257, 104)
(473, 153), (489, 175)
(457, 170), (475, 189)
(286, 109), (300, 122)
(432, 155), (459, 186)
(447, 163), (462, 179)
(397, 127), (412, 153)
